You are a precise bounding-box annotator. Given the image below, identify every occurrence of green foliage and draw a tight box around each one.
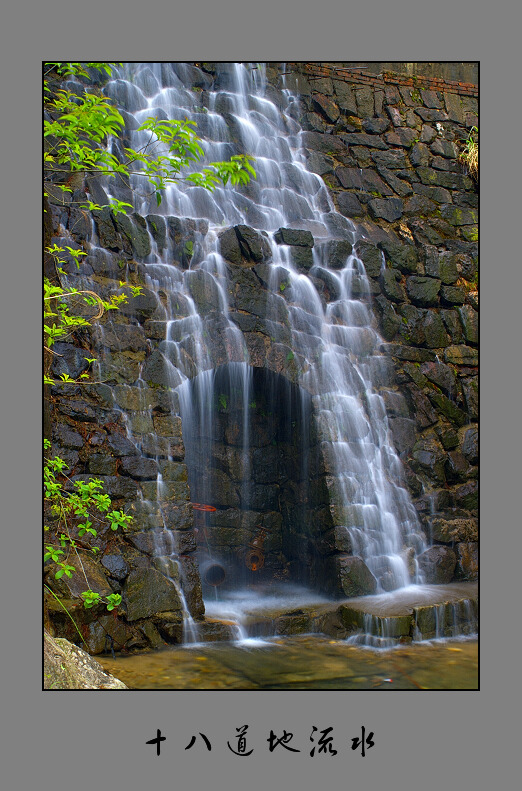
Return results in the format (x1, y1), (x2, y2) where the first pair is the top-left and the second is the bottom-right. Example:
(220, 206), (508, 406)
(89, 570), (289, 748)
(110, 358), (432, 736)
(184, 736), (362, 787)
(459, 125), (478, 180)
(218, 393), (228, 410)
(44, 438), (130, 612)
(44, 269), (142, 385)
(43, 62), (256, 638)
(44, 62), (256, 210)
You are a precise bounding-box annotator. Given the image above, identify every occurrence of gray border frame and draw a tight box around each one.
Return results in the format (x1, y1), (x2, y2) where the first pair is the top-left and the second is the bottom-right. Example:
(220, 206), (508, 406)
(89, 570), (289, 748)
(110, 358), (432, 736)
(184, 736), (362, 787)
(2, 0), (518, 788)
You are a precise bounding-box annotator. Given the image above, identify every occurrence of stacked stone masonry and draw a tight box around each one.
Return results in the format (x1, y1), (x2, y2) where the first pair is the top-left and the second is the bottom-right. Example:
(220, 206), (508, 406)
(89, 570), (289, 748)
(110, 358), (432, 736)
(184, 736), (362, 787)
(44, 62), (478, 653)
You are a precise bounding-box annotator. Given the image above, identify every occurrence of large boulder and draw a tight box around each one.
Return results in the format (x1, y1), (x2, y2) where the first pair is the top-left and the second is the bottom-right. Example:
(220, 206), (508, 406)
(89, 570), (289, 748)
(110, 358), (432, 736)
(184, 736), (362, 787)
(124, 568), (182, 621)
(44, 632), (127, 689)
(417, 546), (456, 584)
(324, 554), (378, 598)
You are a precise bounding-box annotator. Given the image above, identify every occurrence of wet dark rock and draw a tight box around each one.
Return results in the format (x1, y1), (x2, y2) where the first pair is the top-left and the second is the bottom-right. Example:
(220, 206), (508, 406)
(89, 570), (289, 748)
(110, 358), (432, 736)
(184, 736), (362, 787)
(368, 198), (403, 222)
(371, 149), (408, 169)
(336, 167), (392, 196)
(101, 552), (130, 581)
(332, 555), (378, 598)
(429, 517), (478, 544)
(440, 205), (478, 227)
(461, 427), (478, 464)
(289, 246), (314, 272)
(380, 269), (406, 303)
(142, 349), (183, 389)
(301, 131), (348, 156)
(409, 142), (431, 167)
(356, 242), (382, 278)
(93, 323), (147, 352)
(185, 268), (222, 315)
(323, 239), (353, 269)
(124, 568), (182, 621)
(49, 550), (113, 601)
(312, 267), (343, 302)
(161, 503), (194, 532)
(441, 286), (466, 305)
(88, 454), (118, 475)
(458, 305), (478, 345)
(117, 287), (159, 322)
(430, 138), (459, 159)
(52, 423), (84, 449)
(378, 240), (418, 274)
(381, 344), (435, 363)
(421, 361), (457, 396)
(128, 531), (157, 555)
(107, 432), (140, 457)
(120, 456), (159, 480)
(421, 312), (451, 348)
(417, 546), (456, 584)
(58, 399), (117, 424)
(452, 480), (478, 511)
(235, 225), (272, 263)
(104, 79), (148, 111)
(374, 296), (401, 340)
(403, 194), (437, 216)
(426, 390), (468, 427)
(218, 226), (242, 264)
(317, 527), (353, 555)
(362, 117), (390, 134)
(461, 378), (478, 420)
(404, 385), (439, 428)
(312, 93), (340, 123)
(440, 310), (465, 343)
(445, 450), (471, 482)
(455, 542), (478, 580)
(146, 214), (168, 250)
(69, 474), (138, 500)
(51, 343), (91, 380)
(304, 149), (335, 177)
(336, 191), (364, 218)
(154, 612), (184, 643)
(178, 555), (205, 618)
(50, 445), (79, 471)
(377, 167), (413, 197)
(444, 345), (478, 366)
(416, 166), (473, 191)
(389, 417), (417, 456)
(274, 227), (314, 247)
(113, 213), (151, 259)
(171, 62), (214, 90)
(406, 276), (441, 307)
(385, 127), (417, 147)
(411, 435), (446, 483)
(435, 423), (460, 450)
(414, 107), (449, 123)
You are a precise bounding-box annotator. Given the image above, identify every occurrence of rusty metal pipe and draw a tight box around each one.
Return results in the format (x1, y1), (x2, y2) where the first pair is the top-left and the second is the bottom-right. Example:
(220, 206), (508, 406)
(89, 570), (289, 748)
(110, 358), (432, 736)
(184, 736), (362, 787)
(203, 563), (227, 587)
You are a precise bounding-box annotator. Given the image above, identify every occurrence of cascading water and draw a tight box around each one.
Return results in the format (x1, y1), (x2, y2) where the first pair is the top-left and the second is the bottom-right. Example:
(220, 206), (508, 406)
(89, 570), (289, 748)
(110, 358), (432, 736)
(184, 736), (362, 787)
(60, 62), (436, 644)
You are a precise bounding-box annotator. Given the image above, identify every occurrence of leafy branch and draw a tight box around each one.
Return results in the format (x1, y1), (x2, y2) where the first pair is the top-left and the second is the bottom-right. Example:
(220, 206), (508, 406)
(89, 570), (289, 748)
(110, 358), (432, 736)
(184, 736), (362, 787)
(44, 438), (131, 613)
(44, 63), (256, 209)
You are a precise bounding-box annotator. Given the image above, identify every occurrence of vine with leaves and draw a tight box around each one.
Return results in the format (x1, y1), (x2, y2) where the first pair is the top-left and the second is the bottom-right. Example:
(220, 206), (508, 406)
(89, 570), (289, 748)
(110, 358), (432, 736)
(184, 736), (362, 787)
(43, 62), (256, 628)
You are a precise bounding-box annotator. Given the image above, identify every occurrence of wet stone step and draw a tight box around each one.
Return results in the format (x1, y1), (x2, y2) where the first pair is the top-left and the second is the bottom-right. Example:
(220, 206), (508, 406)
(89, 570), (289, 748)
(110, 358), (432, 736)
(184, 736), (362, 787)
(198, 582), (478, 646)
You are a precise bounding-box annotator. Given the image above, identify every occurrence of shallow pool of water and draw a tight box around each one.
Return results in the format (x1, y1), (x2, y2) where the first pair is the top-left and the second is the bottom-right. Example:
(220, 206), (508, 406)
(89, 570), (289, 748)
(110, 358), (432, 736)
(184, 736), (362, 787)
(98, 635), (478, 690)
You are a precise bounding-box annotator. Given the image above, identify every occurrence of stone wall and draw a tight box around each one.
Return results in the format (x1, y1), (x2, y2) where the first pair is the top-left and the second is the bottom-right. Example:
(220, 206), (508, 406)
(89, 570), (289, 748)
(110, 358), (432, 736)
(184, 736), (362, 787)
(276, 63), (478, 583)
(44, 63), (478, 652)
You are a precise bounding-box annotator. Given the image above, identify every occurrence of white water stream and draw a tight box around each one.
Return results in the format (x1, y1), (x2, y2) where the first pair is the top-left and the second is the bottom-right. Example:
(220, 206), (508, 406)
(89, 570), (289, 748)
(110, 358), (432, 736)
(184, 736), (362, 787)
(63, 62), (434, 642)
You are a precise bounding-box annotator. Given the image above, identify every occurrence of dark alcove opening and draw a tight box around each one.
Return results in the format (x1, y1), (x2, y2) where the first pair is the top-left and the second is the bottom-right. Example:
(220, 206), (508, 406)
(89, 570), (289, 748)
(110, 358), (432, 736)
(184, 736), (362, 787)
(179, 364), (325, 598)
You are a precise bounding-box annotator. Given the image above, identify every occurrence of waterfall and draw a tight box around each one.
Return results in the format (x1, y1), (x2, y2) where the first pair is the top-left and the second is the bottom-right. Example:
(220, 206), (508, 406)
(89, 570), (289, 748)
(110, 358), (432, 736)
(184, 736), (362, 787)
(61, 62), (430, 635)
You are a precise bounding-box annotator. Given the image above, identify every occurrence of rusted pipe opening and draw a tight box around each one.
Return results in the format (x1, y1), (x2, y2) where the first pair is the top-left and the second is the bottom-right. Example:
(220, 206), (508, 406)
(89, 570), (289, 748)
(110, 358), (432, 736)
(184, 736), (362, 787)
(203, 563), (226, 587)
(245, 549), (265, 572)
